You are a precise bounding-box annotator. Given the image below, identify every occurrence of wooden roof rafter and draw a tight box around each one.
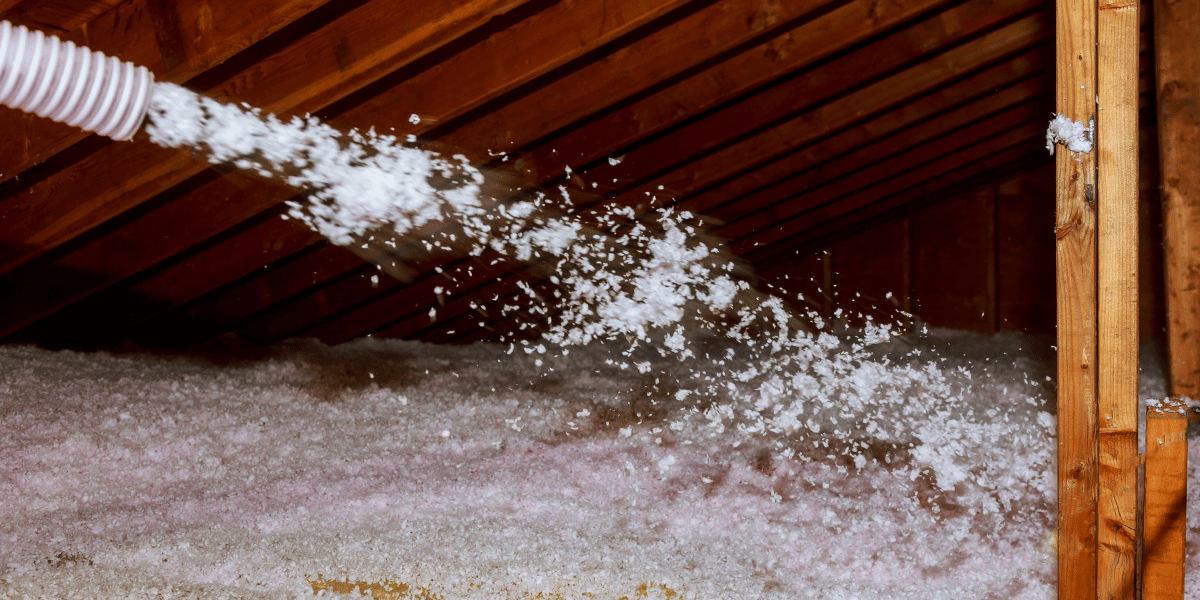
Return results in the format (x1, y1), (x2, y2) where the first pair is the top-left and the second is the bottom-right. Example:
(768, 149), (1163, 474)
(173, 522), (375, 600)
(243, 1), (1055, 346)
(0, 0), (1089, 350)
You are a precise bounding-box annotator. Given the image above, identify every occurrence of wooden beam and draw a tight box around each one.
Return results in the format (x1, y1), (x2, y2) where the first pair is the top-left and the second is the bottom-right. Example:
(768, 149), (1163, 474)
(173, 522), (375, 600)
(1143, 399), (1188, 600)
(1054, 0), (1100, 595)
(5, 0), (125, 32)
(1155, 0), (1200, 401)
(336, 0), (712, 138)
(1095, 0), (1140, 595)
(0, 1), (29, 16)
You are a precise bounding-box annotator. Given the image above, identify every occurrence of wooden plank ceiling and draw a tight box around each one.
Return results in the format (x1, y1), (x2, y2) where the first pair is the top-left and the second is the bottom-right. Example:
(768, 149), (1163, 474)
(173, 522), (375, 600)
(0, 0), (1073, 349)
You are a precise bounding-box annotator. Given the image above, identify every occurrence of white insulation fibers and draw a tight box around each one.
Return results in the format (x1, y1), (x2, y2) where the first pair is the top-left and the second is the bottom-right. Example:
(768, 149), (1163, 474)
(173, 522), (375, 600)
(1045, 114), (1094, 155)
(145, 83), (484, 247)
(1, 331), (1190, 599)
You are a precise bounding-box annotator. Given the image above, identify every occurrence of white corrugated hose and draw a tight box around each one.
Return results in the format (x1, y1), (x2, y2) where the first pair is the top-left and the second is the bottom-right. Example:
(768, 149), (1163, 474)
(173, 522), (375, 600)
(0, 20), (155, 141)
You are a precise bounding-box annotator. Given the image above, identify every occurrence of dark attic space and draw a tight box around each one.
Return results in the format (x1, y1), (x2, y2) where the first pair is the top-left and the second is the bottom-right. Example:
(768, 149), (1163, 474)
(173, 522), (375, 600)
(0, 0), (1196, 597)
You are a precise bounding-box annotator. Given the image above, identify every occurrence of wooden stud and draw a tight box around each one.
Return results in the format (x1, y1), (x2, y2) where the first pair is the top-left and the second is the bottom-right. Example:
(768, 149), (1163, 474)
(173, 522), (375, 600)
(1155, 0), (1200, 401)
(1095, 0), (1140, 595)
(1053, 0), (1102, 595)
(1142, 399), (1188, 600)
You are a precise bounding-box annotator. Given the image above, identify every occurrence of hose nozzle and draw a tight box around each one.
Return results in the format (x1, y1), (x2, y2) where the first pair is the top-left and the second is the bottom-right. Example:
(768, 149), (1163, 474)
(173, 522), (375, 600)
(0, 20), (155, 141)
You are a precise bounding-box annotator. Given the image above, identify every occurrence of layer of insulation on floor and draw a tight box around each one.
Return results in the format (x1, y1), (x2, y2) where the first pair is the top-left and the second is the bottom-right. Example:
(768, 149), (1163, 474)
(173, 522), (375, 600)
(0, 330), (1192, 599)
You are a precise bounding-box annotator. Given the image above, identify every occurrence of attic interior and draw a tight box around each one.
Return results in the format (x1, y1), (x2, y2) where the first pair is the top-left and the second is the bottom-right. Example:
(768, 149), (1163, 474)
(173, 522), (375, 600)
(0, 0), (1194, 597)
(1, 0), (1161, 349)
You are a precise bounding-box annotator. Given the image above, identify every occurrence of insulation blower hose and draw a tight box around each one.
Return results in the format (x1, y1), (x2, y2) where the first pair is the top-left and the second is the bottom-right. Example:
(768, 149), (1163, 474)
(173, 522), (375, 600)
(0, 20), (154, 141)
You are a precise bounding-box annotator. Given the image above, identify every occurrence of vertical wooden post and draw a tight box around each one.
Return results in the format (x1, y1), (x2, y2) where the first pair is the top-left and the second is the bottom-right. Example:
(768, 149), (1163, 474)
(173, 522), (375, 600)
(1147, 0), (1199, 594)
(1096, 0), (1140, 595)
(1156, 0), (1200, 399)
(1143, 399), (1188, 599)
(1055, 0), (1099, 595)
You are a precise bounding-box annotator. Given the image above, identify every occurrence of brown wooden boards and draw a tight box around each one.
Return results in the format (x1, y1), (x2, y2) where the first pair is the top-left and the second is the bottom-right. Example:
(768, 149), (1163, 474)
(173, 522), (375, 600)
(1054, 0), (1099, 597)
(1095, 0), (1140, 594)
(450, 0), (958, 171)
(1143, 400), (1188, 600)
(1155, 0), (1200, 401)
(1148, 0), (1199, 594)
